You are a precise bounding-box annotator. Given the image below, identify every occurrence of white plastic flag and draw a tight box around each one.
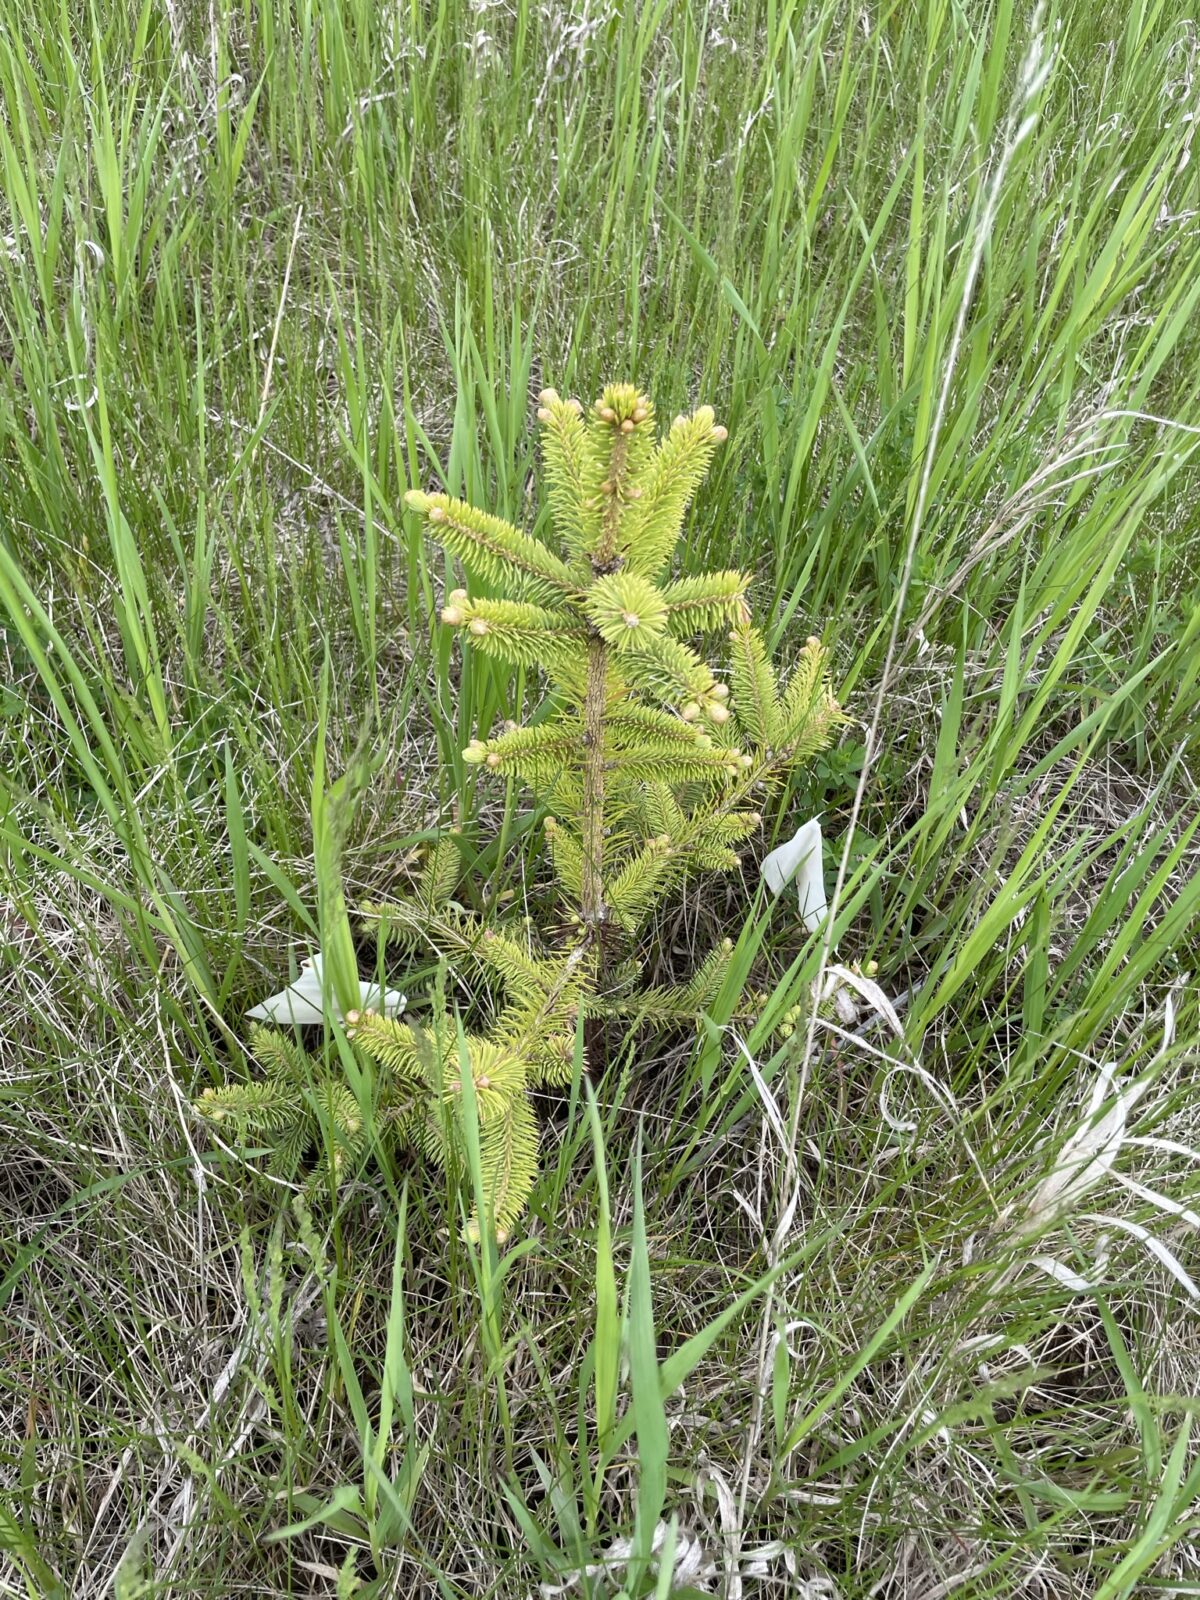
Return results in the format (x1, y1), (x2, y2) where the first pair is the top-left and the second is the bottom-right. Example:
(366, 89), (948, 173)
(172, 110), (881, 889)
(760, 816), (828, 931)
(246, 952), (406, 1027)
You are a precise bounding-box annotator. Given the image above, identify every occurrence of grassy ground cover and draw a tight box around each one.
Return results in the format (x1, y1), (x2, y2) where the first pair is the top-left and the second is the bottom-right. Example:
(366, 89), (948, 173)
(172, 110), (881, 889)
(1, 0), (1199, 1593)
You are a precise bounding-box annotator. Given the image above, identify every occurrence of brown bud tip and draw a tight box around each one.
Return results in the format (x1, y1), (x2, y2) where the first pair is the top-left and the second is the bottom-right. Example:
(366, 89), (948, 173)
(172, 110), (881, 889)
(632, 405), (649, 422)
(620, 418), (634, 433)
(538, 387), (559, 405)
(568, 397), (583, 414)
(485, 752), (502, 768)
(468, 618), (489, 636)
(344, 1009), (360, 1026)
(537, 407), (552, 423)
(599, 405), (616, 422)
(712, 424), (728, 442)
(503, 718), (518, 732)
(681, 701), (701, 721)
(428, 505), (447, 523)
(600, 479), (614, 494)
(449, 587), (468, 603)
(708, 702), (730, 724)
(440, 605), (464, 626)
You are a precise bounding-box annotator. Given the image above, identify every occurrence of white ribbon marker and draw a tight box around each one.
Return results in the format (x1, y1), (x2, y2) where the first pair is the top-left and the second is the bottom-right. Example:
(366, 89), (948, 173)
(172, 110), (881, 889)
(246, 952), (407, 1026)
(760, 817), (828, 932)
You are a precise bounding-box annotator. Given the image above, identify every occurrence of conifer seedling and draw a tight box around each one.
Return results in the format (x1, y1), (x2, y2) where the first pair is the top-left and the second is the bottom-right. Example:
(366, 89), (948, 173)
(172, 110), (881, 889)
(197, 384), (844, 1239)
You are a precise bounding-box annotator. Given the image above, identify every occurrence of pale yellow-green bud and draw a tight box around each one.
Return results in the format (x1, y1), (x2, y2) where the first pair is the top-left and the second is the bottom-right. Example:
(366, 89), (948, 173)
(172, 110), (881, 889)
(537, 407), (552, 423)
(538, 387), (559, 405)
(449, 587), (467, 603)
(404, 489), (427, 511)
(440, 605), (464, 626)
(620, 418), (634, 433)
(504, 719), (519, 732)
(739, 754), (753, 768)
(712, 424), (728, 442)
(721, 937), (733, 952)
(707, 702), (730, 725)
(681, 701), (701, 721)
(626, 485), (644, 499)
(748, 812), (762, 826)
(568, 397), (582, 414)
(463, 741), (487, 764)
(543, 816), (558, 835)
(711, 682), (730, 700)
(695, 405), (715, 428)
(806, 635), (821, 648)
(428, 504), (447, 523)
(485, 752), (502, 769)
(468, 618), (489, 636)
